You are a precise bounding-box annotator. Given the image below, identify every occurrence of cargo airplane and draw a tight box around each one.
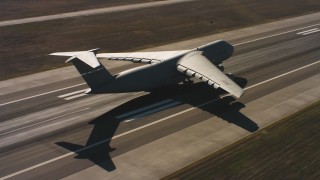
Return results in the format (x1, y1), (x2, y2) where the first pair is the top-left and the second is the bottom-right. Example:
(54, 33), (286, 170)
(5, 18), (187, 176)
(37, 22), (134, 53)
(50, 40), (244, 98)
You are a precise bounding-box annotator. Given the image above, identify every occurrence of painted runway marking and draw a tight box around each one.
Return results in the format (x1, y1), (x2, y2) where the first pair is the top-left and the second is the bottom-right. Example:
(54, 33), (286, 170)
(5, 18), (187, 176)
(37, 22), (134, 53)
(58, 89), (88, 98)
(2, 60), (319, 180)
(233, 23), (320, 46)
(296, 28), (320, 35)
(0, 108), (90, 136)
(64, 93), (87, 100)
(58, 88), (88, 100)
(0, 0), (195, 27)
(244, 61), (320, 90)
(1, 23), (319, 107)
(296, 28), (318, 34)
(0, 83), (86, 107)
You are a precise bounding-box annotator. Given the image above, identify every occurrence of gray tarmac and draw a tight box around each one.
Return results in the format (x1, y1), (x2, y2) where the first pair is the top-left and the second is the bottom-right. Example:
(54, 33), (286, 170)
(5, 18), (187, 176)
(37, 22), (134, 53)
(0, 13), (319, 179)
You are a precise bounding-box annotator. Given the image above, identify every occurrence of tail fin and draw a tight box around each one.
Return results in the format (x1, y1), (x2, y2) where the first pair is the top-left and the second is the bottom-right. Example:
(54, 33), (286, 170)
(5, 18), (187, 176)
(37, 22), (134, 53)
(51, 48), (113, 90)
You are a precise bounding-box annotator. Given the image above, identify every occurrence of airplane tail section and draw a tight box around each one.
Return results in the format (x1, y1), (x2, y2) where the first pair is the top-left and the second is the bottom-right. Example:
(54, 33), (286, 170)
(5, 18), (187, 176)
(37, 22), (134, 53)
(50, 48), (114, 91)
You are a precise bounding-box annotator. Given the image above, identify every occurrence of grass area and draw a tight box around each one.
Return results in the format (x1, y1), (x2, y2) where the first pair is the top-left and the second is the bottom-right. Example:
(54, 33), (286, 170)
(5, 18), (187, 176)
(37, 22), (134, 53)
(0, 0), (320, 80)
(162, 101), (320, 180)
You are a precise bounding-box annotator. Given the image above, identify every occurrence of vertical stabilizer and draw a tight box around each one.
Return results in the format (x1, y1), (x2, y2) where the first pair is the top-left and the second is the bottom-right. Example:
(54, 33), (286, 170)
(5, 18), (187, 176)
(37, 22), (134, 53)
(51, 49), (114, 90)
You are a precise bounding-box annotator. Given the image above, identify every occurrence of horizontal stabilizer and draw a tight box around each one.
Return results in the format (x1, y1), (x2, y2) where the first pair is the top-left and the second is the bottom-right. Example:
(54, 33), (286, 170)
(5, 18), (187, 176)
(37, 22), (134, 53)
(50, 48), (101, 68)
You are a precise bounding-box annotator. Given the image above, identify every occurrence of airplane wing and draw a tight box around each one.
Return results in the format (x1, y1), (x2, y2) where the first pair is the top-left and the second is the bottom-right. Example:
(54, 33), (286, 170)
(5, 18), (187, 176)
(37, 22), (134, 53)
(51, 49), (190, 64)
(96, 50), (190, 63)
(177, 51), (244, 98)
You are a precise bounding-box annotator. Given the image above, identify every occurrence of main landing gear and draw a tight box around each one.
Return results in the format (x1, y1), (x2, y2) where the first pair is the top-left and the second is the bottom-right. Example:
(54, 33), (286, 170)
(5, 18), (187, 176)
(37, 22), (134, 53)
(218, 64), (234, 80)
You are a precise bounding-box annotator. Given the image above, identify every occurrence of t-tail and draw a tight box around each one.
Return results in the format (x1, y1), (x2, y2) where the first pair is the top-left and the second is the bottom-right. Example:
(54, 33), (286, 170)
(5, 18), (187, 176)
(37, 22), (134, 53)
(50, 48), (113, 92)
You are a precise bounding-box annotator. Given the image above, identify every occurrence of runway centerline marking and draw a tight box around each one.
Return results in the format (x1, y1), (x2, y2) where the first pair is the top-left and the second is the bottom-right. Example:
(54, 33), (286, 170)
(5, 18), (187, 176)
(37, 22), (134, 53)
(1, 23), (319, 107)
(2, 60), (319, 180)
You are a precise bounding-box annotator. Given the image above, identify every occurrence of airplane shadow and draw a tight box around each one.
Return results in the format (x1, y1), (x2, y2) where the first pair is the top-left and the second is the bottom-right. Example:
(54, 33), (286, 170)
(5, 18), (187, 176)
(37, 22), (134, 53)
(170, 77), (258, 132)
(56, 76), (258, 172)
(199, 96), (259, 132)
(56, 111), (119, 171)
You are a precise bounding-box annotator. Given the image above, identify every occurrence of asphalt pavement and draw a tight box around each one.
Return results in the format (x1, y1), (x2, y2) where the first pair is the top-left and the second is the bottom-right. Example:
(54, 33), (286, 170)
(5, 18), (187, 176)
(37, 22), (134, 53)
(0, 13), (319, 180)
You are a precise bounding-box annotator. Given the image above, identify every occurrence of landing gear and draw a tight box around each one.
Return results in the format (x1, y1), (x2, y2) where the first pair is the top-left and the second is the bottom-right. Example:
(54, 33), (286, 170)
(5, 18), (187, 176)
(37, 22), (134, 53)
(226, 73), (234, 80)
(218, 64), (224, 72)
(218, 63), (234, 80)
(183, 78), (193, 85)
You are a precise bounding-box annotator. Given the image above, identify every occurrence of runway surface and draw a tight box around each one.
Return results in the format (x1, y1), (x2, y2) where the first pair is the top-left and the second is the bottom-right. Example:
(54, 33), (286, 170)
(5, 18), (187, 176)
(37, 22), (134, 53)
(0, 14), (319, 179)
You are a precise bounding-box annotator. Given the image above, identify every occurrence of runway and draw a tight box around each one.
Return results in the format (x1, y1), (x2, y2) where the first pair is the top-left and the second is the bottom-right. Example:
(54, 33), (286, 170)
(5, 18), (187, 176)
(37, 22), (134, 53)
(0, 13), (319, 179)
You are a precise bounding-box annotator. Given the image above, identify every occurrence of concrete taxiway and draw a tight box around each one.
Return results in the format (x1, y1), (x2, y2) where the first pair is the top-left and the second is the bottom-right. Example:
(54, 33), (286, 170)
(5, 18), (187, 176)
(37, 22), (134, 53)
(0, 13), (319, 179)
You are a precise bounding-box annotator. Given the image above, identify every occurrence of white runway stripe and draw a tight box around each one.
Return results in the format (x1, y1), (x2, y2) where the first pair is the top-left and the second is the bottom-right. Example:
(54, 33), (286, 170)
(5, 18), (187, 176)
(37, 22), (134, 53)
(58, 88), (88, 100)
(0, 83), (86, 107)
(0, 108), (90, 136)
(296, 28), (318, 34)
(64, 93), (87, 100)
(58, 89), (88, 98)
(233, 23), (320, 46)
(297, 28), (320, 35)
(301, 29), (320, 35)
(0, 0), (194, 27)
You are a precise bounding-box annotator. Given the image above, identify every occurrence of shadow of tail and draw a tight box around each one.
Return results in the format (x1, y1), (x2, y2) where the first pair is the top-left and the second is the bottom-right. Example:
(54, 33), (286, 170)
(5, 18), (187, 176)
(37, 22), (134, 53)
(56, 141), (116, 172)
